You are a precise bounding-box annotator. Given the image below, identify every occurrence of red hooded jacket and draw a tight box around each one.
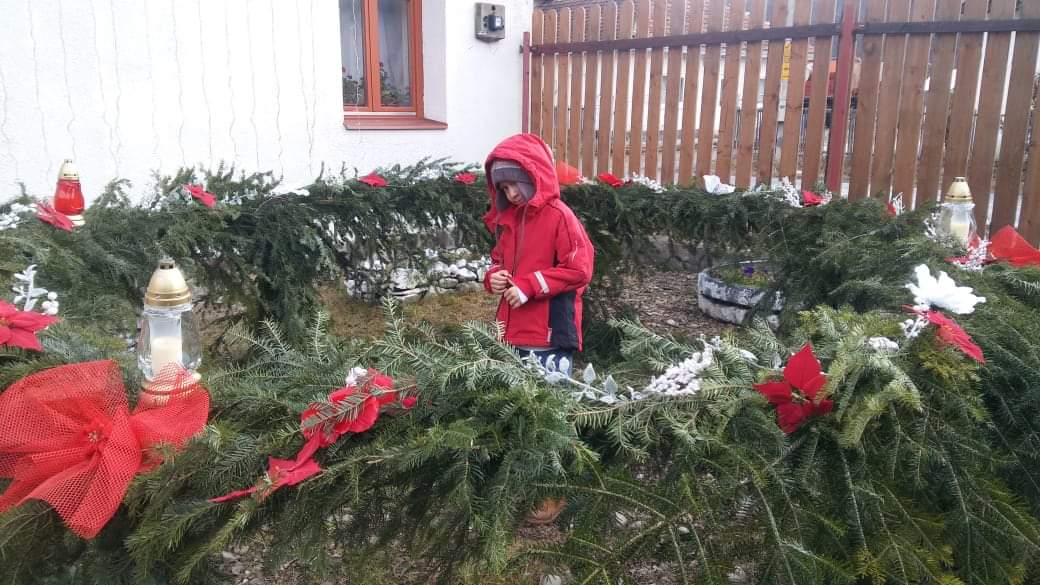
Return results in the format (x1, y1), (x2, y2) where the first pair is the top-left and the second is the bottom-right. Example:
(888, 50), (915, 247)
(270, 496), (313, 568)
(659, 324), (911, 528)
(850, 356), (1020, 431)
(482, 134), (595, 350)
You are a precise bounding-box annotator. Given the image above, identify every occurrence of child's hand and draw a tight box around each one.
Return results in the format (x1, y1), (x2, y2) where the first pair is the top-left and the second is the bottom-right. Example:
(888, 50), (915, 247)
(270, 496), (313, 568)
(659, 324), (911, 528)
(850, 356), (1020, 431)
(503, 286), (526, 308)
(489, 270), (513, 294)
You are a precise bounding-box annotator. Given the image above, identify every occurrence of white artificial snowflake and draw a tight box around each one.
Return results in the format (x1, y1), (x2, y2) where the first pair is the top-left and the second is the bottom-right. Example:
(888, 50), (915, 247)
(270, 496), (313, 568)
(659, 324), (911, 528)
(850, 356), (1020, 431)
(703, 174), (735, 195)
(11, 264), (59, 315)
(344, 367), (369, 386)
(866, 336), (900, 352)
(906, 264), (986, 314)
(769, 177), (802, 207)
(638, 346), (715, 399)
(901, 315), (928, 340)
(626, 173), (665, 193)
(950, 238), (990, 272)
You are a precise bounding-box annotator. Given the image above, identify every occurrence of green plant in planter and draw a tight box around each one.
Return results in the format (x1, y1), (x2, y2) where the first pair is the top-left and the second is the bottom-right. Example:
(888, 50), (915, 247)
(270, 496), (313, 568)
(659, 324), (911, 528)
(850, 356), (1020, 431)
(712, 262), (775, 289)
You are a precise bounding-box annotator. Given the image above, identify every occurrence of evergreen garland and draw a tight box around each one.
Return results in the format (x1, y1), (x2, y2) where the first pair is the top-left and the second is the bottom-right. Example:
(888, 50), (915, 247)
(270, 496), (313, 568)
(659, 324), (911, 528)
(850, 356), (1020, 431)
(2, 165), (1040, 584)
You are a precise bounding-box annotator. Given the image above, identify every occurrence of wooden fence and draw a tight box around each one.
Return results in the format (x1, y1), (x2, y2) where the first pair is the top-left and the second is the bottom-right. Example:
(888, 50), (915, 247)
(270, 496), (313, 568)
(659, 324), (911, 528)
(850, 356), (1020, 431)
(525, 0), (1040, 243)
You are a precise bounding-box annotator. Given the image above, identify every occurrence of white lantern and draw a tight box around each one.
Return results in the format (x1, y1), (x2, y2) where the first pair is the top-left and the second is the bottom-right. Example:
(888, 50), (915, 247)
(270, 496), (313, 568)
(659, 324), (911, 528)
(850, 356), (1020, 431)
(939, 177), (977, 246)
(137, 258), (201, 385)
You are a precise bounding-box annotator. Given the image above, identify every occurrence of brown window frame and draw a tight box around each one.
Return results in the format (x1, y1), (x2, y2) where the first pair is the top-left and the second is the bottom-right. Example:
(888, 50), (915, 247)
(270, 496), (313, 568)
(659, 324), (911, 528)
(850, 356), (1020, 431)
(343, 0), (445, 130)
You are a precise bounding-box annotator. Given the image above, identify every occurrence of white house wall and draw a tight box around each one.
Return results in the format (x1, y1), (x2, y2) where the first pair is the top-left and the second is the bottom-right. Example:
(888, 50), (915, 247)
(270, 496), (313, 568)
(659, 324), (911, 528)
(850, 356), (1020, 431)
(0, 0), (532, 202)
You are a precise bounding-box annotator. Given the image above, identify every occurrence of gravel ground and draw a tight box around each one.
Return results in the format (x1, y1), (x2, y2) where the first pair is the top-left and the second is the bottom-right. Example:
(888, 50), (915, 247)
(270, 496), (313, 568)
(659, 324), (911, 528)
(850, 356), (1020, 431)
(214, 269), (730, 585)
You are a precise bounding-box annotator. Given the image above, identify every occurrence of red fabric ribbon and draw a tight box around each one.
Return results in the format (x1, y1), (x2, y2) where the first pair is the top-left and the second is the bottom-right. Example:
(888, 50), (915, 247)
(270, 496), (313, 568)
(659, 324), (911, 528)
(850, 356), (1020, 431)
(210, 369), (412, 504)
(989, 226), (1040, 267)
(0, 360), (209, 538)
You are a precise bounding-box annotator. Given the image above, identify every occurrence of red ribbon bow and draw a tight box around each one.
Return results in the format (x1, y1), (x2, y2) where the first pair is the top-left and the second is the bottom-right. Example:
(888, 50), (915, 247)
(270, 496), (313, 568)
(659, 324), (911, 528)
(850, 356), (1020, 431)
(0, 361), (209, 538)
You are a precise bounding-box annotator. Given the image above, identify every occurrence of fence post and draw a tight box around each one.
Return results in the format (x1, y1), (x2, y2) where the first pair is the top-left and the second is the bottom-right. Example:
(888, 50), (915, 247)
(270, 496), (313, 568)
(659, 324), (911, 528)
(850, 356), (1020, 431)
(522, 31), (531, 133)
(825, 1), (857, 193)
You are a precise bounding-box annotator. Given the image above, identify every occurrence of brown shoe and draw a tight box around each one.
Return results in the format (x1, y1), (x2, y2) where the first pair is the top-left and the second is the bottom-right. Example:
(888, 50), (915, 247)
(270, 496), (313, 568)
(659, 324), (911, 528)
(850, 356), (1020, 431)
(526, 498), (566, 525)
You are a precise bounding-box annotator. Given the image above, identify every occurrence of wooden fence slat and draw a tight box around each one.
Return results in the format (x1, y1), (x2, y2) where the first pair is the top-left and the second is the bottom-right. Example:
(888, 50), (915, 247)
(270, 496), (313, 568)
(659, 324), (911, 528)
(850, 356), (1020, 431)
(567, 9), (586, 167)
(554, 9), (572, 161)
(735, 0), (766, 187)
(715, 0), (747, 183)
(778, 0), (812, 182)
(530, 11), (544, 138)
(942, 0), (988, 192)
(848, 1), (887, 199)
(991, 0), (1040, 232)
(611, 1), (636, 175)
(644, 0), (669, 180)
(756, 0), (790, 183)
(891, 0), (936, 206)
(967, 0), (1017, 227)
(627, 0), (653, 177)
(581, 5), (601, 176)
(659, 0), (688, 183)
(869, 0), (911, 197)
(696, 0), (725, 178)
(801, 0), (837, 190)
(596, 3), (618, 174)
(915, 0), (962, 205)
(1022, 84), (1040, 244)
(678, 0), (707, 185)
(541, 11), (558, 151)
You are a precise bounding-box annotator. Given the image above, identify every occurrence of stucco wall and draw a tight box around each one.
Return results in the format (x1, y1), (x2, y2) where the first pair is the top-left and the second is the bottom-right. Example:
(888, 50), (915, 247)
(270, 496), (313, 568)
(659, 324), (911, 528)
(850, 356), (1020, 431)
(0, 0), (532, 202)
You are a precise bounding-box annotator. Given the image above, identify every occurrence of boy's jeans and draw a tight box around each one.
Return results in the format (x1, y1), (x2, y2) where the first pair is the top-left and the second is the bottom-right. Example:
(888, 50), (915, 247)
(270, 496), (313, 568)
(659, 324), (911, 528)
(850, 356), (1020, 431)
(525, 349), (574, 376)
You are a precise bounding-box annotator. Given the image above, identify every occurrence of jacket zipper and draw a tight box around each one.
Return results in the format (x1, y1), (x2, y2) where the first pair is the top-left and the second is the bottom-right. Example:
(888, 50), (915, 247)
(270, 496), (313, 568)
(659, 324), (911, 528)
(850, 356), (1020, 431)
(504, 205), (529, 338)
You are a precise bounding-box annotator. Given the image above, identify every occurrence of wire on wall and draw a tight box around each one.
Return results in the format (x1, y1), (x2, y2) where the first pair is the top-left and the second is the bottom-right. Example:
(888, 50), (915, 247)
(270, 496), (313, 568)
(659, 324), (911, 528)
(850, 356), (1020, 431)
(89, 0), (119, 177)
(57, 0), (80, 161)
(224, 0), (240, 167)
(271, 0), (285, 177)
(197, 0), (214, 165)
(170, 0), (187, 166)
(27, 0), (54, 181)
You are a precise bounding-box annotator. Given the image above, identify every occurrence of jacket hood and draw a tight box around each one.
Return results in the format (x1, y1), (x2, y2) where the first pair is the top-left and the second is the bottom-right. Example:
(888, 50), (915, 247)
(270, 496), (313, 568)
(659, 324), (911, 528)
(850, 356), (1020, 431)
(484, 134), (559, 222)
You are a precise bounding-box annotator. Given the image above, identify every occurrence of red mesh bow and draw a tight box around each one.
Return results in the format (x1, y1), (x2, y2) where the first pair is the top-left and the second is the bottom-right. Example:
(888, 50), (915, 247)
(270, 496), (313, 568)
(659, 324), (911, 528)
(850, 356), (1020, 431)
(990, 226), (1040, 267)
(0, 360), (209, 538)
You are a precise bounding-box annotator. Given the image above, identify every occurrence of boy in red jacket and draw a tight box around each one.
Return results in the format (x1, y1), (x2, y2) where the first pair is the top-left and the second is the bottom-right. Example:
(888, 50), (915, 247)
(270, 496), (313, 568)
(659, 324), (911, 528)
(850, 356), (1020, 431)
(482, 134), (595, 375)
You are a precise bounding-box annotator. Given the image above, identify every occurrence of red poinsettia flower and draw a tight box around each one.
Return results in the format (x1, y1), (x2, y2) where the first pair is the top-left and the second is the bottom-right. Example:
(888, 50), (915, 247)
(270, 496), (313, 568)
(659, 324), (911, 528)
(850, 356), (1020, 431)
(555, 161), (582, 185)
(923, 310), (985, 364)
(359, 172), (387, 187)
(35, 202), (74, 232)
(597, 172), (623, 188)
(182, 184), (216, 208)
(753, 344), (833, 434)
(402, 396), (418, 409)
(453, 172), (477, 185)
(802, 190), (824, 207)
(0, 301), (59, 351)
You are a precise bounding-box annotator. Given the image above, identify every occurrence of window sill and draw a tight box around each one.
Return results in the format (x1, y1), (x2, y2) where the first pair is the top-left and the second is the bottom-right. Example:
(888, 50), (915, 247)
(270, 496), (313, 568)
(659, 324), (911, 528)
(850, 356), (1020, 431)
(344, 116), (448, 131)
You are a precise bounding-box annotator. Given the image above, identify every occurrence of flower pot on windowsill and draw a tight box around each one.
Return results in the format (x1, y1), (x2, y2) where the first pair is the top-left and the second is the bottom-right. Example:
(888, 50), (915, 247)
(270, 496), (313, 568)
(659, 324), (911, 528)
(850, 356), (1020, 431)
(697, 261), (784, 327)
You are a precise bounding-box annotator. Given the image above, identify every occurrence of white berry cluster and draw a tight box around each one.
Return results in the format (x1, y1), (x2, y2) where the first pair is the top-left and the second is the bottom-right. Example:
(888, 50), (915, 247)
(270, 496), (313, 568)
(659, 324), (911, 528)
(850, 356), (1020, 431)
(0, 202), (32, 231)
(39, 291), (60, 316)
(638, 345), (715, 399)
(770, 177), (803, 207)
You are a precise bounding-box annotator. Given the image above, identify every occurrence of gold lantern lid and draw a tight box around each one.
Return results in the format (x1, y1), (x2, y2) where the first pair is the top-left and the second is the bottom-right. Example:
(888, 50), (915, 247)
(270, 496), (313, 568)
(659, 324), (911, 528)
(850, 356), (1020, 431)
(144, 258), (192, 307)
(57, 159), (79, 181)
(945, 177), (973, 204)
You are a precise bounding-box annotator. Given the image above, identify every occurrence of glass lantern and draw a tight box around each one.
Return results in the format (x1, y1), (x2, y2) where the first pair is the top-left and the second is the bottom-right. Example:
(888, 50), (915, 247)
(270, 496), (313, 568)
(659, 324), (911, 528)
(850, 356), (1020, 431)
(137, 258), (201, 383)
(939, 177), (977, 247)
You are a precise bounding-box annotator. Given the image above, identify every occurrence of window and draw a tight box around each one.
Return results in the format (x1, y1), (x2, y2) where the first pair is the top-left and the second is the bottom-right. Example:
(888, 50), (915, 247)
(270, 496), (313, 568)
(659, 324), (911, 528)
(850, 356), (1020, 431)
(340, 0), (444, 129)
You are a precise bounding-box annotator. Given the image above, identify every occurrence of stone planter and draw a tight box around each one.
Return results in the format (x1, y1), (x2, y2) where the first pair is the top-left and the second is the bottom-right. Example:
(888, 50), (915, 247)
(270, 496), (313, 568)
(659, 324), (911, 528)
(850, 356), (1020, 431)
(697, 261), (783, 327)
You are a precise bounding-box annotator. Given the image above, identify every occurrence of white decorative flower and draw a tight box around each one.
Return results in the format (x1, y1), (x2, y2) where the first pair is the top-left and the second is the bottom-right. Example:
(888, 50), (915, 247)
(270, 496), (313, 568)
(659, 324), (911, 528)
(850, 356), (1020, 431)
(867, 337), (900, 352)
(703, 174), (735, 195)
(906, 264), (986, 314)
